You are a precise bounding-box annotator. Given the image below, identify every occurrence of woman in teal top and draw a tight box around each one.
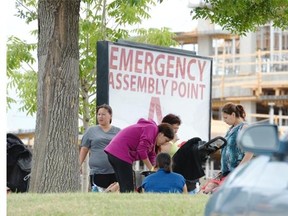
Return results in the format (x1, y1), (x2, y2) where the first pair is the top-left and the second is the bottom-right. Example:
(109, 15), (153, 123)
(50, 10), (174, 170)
(221, 102), (253, 177)
(202, 103), (254, 194)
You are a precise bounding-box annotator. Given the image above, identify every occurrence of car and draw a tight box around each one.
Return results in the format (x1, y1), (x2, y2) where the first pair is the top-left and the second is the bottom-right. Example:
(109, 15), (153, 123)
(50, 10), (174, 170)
(205, 124), (288, 216)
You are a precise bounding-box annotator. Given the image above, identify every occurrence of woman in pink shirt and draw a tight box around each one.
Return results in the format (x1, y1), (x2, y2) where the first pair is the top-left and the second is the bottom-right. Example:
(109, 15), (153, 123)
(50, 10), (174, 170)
(104, 118), (174, 193)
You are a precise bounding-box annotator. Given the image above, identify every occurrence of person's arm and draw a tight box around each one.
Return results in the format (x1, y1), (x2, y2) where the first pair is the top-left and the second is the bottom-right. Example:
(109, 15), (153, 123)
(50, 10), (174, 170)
(79, 127), (92, 166)
(239, 152), (253, 166)
(137, 125), (157, 166)
(142, 158), (153, 171)
(182, 184), (188, 194)
(238, 124), (253, 166)
(79, 146), (89, 166)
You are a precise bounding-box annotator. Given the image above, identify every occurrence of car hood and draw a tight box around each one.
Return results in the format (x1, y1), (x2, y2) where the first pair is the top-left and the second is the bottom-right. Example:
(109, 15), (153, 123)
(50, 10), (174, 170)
(205, 156), (288, 216)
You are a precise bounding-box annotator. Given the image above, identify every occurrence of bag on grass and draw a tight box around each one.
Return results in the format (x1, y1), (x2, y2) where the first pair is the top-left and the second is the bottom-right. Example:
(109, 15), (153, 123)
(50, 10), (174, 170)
(7, 133), (32, 192)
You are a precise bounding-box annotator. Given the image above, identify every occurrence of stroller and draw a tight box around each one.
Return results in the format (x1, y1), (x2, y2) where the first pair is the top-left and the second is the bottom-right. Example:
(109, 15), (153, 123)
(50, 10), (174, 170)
(138, 136), (226, 193)
(172, 136), (226, 193)
(7, 133), (32, 193)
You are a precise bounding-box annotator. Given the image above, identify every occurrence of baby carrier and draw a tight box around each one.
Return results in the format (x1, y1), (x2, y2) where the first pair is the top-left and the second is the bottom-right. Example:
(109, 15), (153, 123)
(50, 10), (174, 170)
(172, 136), (226, 192)
(7, 133), (32, 192)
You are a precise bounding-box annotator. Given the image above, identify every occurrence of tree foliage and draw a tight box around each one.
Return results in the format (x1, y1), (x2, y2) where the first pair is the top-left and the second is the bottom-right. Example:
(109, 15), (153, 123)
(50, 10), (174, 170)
(191, 0), (288, 35)
(7, 0), (178, 133)
(15, 0), (38, 24)
(6, 36), (37, 113)
(131, 27), (179, 46)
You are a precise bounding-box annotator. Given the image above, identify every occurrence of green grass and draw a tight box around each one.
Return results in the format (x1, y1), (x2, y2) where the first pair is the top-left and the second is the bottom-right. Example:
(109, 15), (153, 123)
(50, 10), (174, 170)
(7, 192), (210, 216)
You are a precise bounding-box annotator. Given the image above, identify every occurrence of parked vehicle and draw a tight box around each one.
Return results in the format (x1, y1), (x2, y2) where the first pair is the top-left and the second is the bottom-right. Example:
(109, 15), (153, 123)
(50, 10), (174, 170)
(205, 124), (288, 216)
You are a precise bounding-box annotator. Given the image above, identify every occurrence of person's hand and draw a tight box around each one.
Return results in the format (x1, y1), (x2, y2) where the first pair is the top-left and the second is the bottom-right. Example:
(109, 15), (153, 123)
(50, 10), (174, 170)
(215, 172), (222, 180)
(203, 181), (219, 194)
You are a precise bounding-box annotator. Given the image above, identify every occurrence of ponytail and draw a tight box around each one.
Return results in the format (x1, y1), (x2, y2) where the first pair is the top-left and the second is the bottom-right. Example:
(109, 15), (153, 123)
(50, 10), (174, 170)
(236, 104), (246, 120)
(222, 102), (246, 120)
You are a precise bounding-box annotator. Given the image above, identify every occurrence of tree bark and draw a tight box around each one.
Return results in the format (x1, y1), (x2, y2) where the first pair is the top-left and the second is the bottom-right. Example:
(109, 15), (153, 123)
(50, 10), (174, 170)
(80, 79), (90, 192)
(29, 0), (81, 193)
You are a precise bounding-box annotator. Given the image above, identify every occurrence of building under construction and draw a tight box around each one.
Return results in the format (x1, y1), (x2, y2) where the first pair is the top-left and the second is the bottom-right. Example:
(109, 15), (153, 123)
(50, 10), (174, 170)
(173, 19), (288, 176)
(174, 19), (288, 135)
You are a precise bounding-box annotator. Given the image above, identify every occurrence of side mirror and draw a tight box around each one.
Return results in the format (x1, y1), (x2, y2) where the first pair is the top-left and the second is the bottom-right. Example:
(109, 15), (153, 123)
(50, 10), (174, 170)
(237, 124), (280, 155)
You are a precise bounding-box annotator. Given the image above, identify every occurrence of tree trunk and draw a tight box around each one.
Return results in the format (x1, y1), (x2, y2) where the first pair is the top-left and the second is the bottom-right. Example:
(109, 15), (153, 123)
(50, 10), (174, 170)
(80, 79), (91, 192)
(29, 0), (81, 193)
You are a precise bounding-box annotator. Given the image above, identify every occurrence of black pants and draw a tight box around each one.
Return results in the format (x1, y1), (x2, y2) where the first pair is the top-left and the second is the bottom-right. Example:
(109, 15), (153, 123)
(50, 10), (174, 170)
(90, 173), (117, 189)
(107, 153), (134, 193)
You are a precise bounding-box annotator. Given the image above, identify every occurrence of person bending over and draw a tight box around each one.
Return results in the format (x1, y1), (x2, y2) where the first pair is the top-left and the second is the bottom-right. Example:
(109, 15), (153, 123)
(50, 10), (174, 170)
(104, 118), (174, 193)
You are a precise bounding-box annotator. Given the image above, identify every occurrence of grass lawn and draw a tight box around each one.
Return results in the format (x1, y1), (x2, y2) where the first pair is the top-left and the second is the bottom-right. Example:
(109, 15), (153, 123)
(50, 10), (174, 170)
(7, 192), (210, 216)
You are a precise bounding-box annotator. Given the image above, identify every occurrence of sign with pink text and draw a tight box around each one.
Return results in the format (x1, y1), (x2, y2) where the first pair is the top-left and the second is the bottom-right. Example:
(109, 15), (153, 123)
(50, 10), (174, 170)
(97, 41), (212, 141)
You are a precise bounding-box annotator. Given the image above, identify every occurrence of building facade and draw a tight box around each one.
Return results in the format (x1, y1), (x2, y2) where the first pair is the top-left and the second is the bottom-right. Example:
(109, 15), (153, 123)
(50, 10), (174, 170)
(175, 20), (288, 132)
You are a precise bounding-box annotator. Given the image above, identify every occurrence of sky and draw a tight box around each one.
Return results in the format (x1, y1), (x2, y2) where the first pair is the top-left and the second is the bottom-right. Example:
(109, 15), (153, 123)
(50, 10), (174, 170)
(134, 0), (197, 32)
(6, 0), (37, 132)
(6, 0), (198, 132)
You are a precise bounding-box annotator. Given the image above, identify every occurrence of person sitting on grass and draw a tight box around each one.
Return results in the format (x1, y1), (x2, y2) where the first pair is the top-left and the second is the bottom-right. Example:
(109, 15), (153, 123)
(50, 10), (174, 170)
(141, 153), (188, 194)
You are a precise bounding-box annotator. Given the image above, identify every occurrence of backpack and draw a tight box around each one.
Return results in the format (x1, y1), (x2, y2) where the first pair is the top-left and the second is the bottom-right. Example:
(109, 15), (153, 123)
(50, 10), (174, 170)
(7, 133), (32, 192)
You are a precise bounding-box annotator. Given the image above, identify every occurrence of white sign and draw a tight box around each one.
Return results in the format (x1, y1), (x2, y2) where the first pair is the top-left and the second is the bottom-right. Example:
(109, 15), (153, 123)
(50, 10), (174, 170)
(97, 41), (212, 141)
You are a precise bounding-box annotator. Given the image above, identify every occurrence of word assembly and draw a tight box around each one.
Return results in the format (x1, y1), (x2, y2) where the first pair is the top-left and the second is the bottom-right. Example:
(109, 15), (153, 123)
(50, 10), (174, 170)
(109, 46), (210, 100)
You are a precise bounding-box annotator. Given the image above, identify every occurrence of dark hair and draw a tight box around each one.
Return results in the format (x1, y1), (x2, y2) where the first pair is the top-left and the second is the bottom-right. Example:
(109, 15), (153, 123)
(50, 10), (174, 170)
(158, 123), (175, 140)
(156, 153), (172, 173)
(222, 102), (246, 120)
(97, 104), (113, 123)
(162, 114), (181, 125)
